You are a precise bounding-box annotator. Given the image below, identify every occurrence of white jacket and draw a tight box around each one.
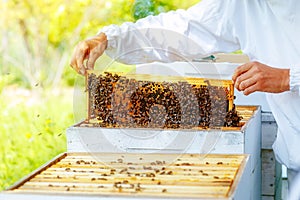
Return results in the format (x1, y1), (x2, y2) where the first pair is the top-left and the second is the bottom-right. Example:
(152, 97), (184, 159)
(101, 0), (300, 170)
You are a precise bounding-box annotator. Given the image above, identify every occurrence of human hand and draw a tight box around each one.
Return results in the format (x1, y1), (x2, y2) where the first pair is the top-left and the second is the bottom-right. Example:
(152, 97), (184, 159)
(70, 33), (107, 75)
(232, 61), (290, 95)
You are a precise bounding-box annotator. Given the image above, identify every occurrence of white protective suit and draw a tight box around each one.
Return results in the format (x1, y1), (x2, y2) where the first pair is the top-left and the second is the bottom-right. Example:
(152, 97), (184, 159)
(100, 0), (300, 170)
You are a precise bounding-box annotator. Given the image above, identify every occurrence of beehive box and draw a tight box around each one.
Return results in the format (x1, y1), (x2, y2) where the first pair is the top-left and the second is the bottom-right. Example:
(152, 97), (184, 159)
(3, 153), (249, 200)
(66, 105), (261, 200)
(1, 63), (261, 200)
(67, 70), (261, 200)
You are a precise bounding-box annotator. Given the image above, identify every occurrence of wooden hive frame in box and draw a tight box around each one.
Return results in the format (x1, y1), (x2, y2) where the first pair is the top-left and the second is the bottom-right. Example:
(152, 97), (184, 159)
(5, 153), (249, 199)
(85, 71), (237, 129)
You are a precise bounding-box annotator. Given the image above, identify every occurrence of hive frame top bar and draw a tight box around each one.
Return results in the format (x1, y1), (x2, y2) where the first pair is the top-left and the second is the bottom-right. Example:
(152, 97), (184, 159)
(86, 70), (234, 87)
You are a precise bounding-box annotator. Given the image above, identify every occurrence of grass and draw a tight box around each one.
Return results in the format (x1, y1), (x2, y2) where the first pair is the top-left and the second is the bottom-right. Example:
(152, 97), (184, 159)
(0, 86), (74, 190)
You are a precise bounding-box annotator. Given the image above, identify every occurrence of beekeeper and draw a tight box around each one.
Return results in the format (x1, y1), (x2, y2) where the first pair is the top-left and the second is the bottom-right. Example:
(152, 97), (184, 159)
(70, 0), (300, 187)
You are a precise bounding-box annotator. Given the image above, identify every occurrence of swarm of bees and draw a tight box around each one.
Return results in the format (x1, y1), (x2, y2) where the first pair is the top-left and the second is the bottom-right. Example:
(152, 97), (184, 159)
(87, 72), (242, 129)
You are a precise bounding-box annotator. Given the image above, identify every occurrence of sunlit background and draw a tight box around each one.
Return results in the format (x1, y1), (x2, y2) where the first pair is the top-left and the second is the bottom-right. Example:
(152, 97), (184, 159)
(0, 0), (199, 190)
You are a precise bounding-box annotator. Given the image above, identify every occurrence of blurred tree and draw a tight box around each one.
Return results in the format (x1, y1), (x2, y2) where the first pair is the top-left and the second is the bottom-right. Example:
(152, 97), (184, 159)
(133, 0), (155, 20)
(0, 0), (199, 89)
(133, 0), (199, 20)
(1, 0), (134, 88)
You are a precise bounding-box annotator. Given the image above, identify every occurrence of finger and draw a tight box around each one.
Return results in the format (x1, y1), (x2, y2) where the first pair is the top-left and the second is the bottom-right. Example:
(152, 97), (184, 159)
(86, 50), (99, 70)
(70, 46), (87, 75)
(87, 44), (106, 70)
(76, 46), (89, 75)
(86, 55), (97, 71)
(232, 62), (254, 82)
(243, 83), (259, 96)
(234, 70), (257, 91)
(239, 76), (257, 91)
(78, 57), (87, 75)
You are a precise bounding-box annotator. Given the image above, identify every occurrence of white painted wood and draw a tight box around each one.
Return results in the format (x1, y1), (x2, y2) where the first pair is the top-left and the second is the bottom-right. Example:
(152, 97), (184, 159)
(66, 127), (245, 154)
(262, 196), (275, 200)
(261, 112), (282, 200)
(262, 150), (277, 195)
(261, 112), (278, 150)
(261, 149), (282, 199)
(66, 106), (261, 200)
(0, 193), (234, 200)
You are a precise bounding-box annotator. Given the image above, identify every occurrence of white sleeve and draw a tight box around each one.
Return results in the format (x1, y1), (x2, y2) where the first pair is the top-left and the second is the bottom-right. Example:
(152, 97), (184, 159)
(290, 67), (300, 95)
(100, 0), (240, 64)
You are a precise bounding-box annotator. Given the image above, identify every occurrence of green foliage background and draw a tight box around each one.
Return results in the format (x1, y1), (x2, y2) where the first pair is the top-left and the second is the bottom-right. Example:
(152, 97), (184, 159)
(0, 0), (199, 191)
(1, 0), (199, 88)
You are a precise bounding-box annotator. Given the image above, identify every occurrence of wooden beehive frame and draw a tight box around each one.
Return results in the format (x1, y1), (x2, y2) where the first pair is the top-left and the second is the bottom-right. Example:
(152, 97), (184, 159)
(85, 71), (235, 128)
(7, 153), (248, 199)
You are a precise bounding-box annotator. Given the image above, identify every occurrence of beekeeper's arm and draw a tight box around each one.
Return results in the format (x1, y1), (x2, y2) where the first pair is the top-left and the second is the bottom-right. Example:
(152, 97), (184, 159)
(70, 0), (240, 75)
